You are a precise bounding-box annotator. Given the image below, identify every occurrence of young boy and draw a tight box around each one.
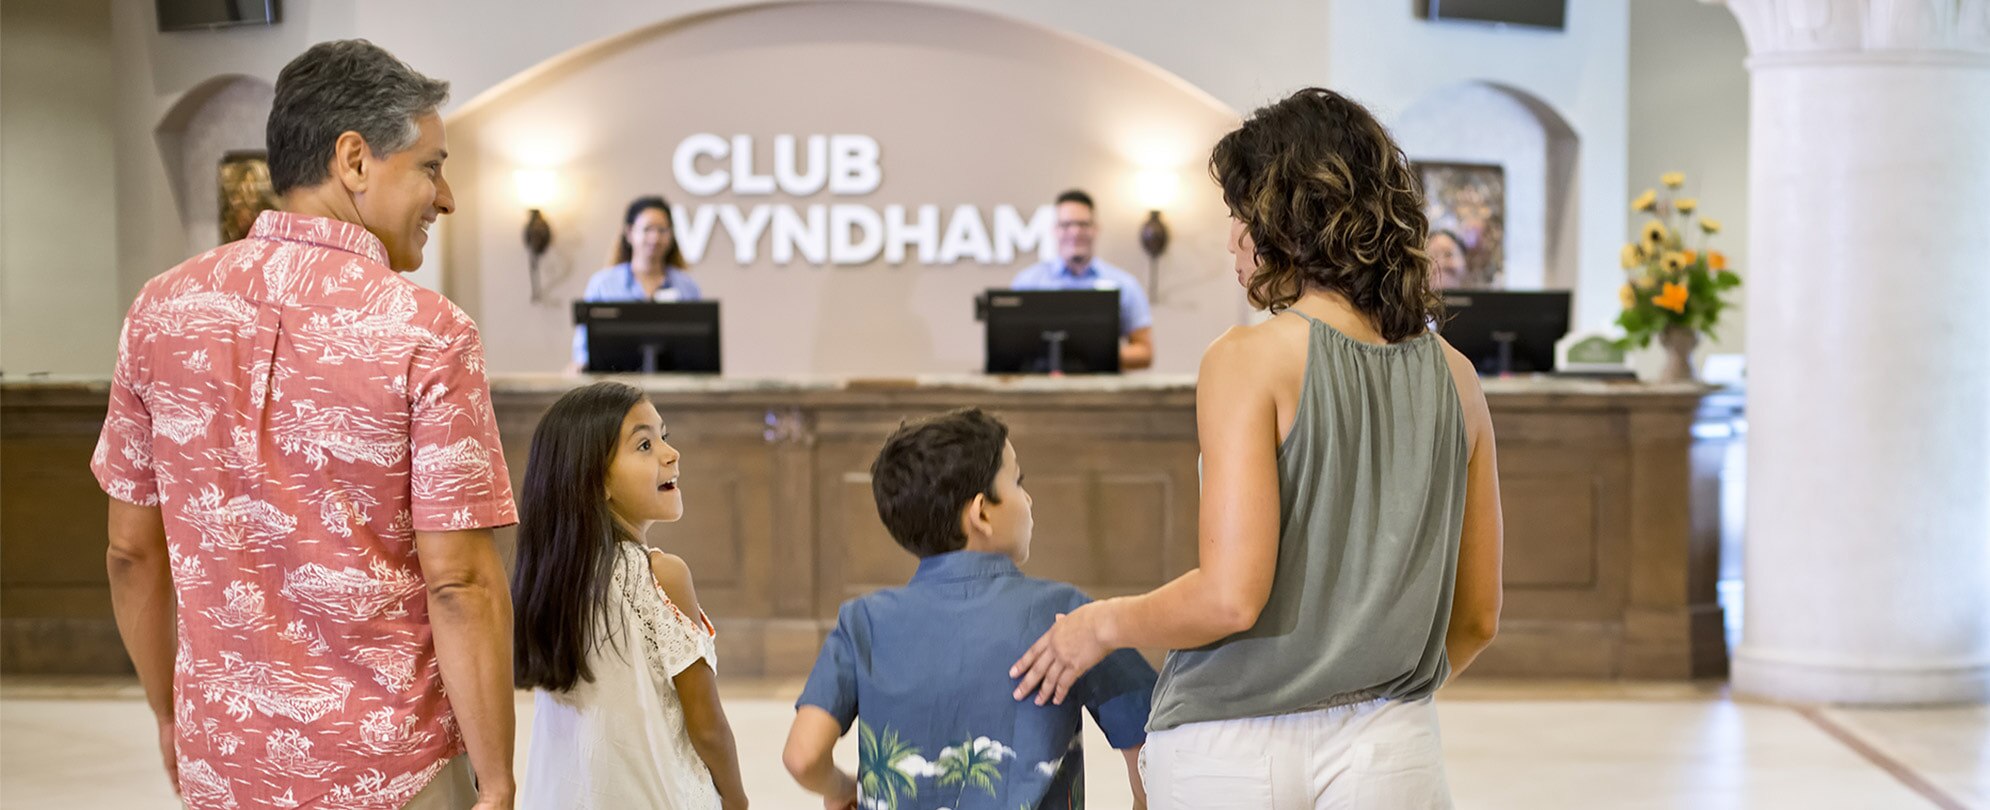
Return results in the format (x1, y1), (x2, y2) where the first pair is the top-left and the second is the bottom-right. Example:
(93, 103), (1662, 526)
(783, 408), (1156, 809)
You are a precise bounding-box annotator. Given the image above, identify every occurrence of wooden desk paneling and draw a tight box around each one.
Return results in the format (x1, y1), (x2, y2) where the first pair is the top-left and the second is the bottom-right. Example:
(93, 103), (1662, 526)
(1, 375), (1731, 680)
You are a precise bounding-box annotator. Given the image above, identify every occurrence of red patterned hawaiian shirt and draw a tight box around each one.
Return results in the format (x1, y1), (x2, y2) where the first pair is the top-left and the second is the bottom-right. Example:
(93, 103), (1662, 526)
(92, 210), (516, 810)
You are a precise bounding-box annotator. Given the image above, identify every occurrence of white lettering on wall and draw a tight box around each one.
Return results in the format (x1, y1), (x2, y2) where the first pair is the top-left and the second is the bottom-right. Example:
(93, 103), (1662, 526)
(883, 204), (940, 265)
(671, 204), (720, 263)
(730, 135), (776, 195)
(774, 134), (828, 196)
(770, 205), (828, 265)
(672, 133), (730, 197)
(939, 204), (994, 264)
(829, 204), (885, 265)
(993, 204), (1056, 263)
(665, 135), (1055, 268)
(716, 204), (774, 263)
(828, 134), (882, 195)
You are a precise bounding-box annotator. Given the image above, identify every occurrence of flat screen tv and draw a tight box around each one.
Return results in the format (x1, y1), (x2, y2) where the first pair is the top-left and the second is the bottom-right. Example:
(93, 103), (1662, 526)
(157, 0), (280, 32)
(1420, 0), (1566, 30)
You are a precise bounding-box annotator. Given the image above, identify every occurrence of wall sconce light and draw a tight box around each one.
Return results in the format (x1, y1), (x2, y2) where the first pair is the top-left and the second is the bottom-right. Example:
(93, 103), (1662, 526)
(514, 169), (559, 302)
(1133, 169), (1179, 298)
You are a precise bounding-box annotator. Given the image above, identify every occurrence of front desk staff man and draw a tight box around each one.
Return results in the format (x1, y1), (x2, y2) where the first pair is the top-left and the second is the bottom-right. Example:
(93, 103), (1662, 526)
(1010, 189), (1155, 370)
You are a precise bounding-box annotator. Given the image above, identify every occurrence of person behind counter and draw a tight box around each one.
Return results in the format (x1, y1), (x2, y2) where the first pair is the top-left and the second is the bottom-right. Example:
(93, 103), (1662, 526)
(573, 195), (705, 369)
(1009, 189), (1156, 371)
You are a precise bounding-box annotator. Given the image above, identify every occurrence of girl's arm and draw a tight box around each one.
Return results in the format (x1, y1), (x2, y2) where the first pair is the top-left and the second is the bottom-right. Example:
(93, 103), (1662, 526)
(653, 552), (750, 809)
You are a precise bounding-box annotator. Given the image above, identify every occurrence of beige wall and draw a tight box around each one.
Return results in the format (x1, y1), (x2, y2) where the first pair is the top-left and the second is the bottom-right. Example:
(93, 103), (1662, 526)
(1327, 0), (1632, 332)
(5, 0), (1742, 376)
(1, 0), (121, 375)
(448, 2), (1241, 375)
(1628, 0), (1750, 356)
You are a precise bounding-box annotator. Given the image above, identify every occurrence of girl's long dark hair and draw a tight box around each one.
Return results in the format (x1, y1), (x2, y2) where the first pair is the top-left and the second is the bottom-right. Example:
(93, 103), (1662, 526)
(512, 381), (647, 692)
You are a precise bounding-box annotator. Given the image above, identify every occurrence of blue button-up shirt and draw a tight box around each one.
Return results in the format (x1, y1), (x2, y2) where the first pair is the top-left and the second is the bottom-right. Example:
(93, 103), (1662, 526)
(797, 551), (1156, 810)
(1009, 258), (1153, 337)
(570, 262), (704, 365)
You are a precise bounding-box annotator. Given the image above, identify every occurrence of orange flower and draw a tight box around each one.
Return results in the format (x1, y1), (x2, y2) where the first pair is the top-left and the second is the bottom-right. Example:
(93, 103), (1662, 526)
(1681, 249), (1698, 265)
(1652, 282), (1689, 314)
(1708, 250), (1728, 271)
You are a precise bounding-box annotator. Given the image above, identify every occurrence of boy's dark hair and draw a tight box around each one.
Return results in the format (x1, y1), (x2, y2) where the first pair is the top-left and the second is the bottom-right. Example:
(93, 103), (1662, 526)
(1054, 188), (1094, 210)
(870, 408), (1010, 558)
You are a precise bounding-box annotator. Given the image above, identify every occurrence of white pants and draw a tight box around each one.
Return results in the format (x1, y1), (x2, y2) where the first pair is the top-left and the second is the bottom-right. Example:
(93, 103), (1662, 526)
(1140, 698), (1453, 809)
(401, 755), (476, 810)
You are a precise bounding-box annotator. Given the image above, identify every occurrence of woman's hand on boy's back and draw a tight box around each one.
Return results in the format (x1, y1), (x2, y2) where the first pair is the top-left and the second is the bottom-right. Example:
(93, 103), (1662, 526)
(1011, 603), (1114, 705)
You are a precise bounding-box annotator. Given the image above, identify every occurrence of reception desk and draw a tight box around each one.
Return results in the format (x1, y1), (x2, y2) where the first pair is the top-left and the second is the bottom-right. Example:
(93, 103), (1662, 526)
(1, 374), (1735, 680)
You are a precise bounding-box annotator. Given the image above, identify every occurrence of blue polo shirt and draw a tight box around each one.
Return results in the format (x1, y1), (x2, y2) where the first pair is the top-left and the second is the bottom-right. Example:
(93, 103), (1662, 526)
(797, 551), (1156, 810)
(571, 262), (703, 366)
(1010, 259), (1154, 337)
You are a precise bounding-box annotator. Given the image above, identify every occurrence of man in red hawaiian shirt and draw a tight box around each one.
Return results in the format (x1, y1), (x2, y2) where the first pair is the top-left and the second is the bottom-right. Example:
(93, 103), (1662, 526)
(96, 40), (517, 810)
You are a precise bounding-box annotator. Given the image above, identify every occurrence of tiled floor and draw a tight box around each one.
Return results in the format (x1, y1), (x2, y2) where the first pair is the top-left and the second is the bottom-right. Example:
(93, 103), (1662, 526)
(1, 678), (1982, 809)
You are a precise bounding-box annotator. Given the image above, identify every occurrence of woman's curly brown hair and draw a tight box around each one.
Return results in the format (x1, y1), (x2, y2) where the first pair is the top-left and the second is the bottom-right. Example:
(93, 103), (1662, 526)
(1211, 87), (1441, 342)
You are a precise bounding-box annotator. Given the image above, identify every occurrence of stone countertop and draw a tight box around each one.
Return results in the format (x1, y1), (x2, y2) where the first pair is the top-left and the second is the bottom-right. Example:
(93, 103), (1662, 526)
(2, 372), (1728, 399)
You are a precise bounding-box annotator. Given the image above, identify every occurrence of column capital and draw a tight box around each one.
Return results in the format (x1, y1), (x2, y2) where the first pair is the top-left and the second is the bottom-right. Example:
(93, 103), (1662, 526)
(1707, 0), (1990, 65)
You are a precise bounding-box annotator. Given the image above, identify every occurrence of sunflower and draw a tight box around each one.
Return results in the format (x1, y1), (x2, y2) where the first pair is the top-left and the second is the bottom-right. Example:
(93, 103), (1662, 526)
(1642, 220), (1669, 249)
(1699, 216), (1722, 235)
(1631, 188), (1658, 213)
(1620, 243), (1647, 270)
(1674, 197), (1698, 215)
(1661, 171), (1685, 189)
(1619, 283), (1638, 310)
(1661, 251), (1688, 273)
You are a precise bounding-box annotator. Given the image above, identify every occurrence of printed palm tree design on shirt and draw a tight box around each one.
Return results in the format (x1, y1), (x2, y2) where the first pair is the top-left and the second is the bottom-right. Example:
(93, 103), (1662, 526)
(937, 736), (1014, 801)
(858, 722), (920, 810)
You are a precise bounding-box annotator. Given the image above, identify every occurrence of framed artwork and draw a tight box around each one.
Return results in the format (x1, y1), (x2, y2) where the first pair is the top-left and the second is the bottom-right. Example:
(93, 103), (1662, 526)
(1415, 161), (1505, 289)
(219, 150), (278, 244)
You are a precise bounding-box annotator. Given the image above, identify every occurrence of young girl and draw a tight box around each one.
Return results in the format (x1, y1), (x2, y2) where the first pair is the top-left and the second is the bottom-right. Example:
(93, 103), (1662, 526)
(512, 381), (748, 809)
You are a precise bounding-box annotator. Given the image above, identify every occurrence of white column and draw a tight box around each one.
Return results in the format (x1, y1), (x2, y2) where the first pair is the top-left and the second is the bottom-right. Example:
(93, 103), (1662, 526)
(1714, 0), (1990, 704)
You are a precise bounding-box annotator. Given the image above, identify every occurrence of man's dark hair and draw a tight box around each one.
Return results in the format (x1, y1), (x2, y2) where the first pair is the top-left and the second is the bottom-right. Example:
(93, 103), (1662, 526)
(1054, 189), (1095, 210)
(870, 408), (1010, 558)
(266, 39), (450, 195)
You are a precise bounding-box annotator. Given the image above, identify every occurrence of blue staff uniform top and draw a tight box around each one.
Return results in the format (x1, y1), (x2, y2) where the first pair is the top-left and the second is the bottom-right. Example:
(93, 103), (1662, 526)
(1009, 258), (1153, 338)
(571, 262), (703, 366)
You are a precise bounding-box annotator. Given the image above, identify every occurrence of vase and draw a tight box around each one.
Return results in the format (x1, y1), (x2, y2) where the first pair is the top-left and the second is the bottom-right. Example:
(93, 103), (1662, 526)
(1657, 325), (1699, 383)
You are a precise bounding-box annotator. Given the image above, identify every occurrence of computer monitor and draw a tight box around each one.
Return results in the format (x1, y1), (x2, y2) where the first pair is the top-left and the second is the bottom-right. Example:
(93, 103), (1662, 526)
(981, 290), (1121, 375)
(574, 301), (722, 374)
(1437, 290), (1571, 376)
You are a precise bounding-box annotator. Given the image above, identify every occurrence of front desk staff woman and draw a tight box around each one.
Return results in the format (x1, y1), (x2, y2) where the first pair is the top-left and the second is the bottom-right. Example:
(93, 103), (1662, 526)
(572, 195), (705, 369)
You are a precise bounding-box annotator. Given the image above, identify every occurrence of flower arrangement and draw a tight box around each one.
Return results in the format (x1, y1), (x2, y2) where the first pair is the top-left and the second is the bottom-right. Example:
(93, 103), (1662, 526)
(1616, 172), (1742, 358)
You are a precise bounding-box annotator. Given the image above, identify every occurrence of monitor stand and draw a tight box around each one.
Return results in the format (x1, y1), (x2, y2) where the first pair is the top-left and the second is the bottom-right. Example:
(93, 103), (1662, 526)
(1490, 330), (1518, 377)
(1040, 330), (1068, 375)
(640, 343), (662, 374)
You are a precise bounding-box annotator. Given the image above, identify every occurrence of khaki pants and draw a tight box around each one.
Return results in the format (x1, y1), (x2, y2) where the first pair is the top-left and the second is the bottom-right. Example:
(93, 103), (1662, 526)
(401, 755), (476, 810)
(1141, 698), (1453, 809)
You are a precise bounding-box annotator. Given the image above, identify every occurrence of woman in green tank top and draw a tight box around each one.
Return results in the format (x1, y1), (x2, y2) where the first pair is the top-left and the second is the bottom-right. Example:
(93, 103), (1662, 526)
(1010, 88), (1506, 808)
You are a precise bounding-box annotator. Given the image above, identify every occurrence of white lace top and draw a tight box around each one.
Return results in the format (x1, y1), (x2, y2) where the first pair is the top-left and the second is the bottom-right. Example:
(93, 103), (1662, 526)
(522, 542), (720, 809)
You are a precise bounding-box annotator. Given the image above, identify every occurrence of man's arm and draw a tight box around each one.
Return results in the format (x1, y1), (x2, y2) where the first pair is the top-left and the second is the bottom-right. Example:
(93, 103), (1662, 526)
(783, 706), (857, 808)
(1121, 326), (1156, 370)
(106, 499), (179, 792)
(416, 529), (515, 809)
